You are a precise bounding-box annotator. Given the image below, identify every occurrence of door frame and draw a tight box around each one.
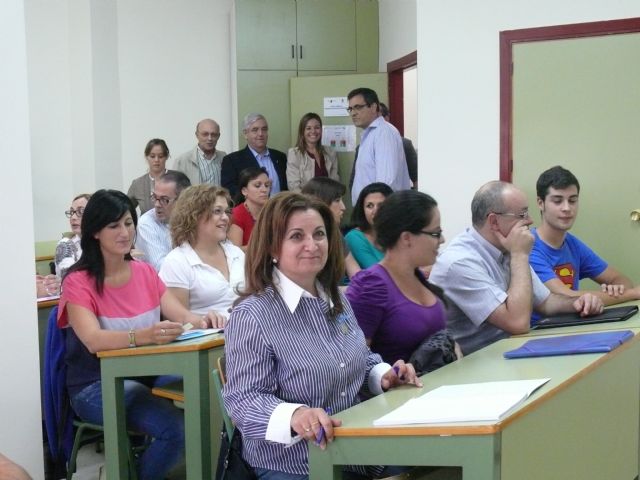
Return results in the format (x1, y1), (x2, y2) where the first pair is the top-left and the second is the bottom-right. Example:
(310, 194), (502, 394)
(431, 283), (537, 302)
(499, 17), (640, 181)
(387, 50), (417, 135)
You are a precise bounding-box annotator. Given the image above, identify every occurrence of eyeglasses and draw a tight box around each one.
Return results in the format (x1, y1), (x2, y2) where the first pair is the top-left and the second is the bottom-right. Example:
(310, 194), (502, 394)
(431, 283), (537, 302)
(346, 103), (370, 113)
(65, 208), (84, 218)
(418, 229), (443, 239)
(492, 210), (530, 220)
(150, 193), (176, 206)
(212, 207), (233, 217)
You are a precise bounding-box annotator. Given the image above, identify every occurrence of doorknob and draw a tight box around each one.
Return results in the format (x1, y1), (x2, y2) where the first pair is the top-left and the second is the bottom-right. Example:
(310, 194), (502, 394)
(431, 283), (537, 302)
(630, 209), (640, 222)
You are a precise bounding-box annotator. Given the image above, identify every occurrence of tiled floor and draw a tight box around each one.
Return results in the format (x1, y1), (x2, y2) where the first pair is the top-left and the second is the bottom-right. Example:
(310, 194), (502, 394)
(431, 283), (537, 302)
(69, 445), (186, 480)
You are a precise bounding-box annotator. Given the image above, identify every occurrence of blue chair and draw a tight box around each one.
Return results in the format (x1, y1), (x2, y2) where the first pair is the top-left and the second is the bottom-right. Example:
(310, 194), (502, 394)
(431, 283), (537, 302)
(43, 305), (146, 479)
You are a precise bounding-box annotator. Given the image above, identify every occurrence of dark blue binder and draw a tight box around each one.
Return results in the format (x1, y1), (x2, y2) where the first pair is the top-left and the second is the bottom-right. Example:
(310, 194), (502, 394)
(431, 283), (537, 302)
(504, 330), (635, 359)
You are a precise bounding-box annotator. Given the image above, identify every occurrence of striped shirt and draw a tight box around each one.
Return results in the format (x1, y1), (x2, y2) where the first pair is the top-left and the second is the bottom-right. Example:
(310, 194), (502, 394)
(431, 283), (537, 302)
(197, 146), (223, 186)
(222, 269), (384, 475)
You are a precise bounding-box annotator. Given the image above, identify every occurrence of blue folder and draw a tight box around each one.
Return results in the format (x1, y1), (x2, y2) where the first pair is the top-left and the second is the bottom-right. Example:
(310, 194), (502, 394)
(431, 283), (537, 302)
(504, 330), (635, 359)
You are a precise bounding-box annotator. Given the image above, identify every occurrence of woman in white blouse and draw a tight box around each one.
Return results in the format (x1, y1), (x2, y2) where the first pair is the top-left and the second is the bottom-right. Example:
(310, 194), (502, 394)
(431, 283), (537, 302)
(286, 112), (340, 192)
(159, 185), (244, 328)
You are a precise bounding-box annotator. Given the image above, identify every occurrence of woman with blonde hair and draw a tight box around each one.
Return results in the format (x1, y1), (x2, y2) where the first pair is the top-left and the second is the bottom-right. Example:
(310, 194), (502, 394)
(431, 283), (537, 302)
(159, 184), (245, 328)
(286, 112), (339, 192)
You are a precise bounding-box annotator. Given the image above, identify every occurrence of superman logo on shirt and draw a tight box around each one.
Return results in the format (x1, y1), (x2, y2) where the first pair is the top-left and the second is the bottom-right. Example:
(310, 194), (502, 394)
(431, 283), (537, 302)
(554, 263), (575, 288)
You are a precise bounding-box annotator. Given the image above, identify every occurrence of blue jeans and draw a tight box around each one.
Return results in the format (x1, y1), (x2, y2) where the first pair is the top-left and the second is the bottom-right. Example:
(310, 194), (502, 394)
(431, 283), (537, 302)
(70, 376), (184, 480)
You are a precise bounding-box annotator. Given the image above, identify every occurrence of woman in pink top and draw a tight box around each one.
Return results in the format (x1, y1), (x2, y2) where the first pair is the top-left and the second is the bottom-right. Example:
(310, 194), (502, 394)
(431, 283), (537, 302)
(58, 189), (208, 479)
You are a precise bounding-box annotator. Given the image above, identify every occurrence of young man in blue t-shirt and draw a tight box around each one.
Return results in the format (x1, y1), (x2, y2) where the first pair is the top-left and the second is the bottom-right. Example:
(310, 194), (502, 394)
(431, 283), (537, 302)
(530, 166), (640, 306)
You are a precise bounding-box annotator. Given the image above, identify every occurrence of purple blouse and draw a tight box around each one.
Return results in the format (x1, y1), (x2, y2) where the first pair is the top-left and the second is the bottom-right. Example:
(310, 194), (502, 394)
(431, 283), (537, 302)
(346, 264), (446, 364)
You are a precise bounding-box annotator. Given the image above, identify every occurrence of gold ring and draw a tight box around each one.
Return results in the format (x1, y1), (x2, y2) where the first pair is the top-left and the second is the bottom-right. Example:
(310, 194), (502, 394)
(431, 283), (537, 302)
(311, 421), (319, 426)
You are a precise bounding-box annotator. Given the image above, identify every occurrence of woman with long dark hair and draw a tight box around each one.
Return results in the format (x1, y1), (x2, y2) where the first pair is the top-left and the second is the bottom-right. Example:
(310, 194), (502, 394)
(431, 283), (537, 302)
(344, 182), (393, 269)
(57, 189), (208, 479)
(347, 190), (460, 367)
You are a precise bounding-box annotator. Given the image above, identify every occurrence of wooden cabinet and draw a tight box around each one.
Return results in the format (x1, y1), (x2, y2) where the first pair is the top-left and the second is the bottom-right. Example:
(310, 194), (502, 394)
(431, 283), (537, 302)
(236, 0), (358, 72)
(235, 0), (378, 151)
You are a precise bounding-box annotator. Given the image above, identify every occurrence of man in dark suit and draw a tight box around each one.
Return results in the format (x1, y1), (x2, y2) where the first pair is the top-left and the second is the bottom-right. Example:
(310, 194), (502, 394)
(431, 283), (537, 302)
(221, 113), (287, 198)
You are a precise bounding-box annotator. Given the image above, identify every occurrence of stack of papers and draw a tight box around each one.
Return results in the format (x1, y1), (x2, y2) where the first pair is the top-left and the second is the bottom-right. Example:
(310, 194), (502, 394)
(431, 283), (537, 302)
(373, 378), (550, 426)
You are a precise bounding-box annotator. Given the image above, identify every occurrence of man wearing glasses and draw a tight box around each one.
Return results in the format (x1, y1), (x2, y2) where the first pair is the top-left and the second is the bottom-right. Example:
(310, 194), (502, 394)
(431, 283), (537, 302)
(530, 166), (640, 312)
(136, 171), (191, 271)
(173, 118), (226, 186)
(347, 87), (411, 205)
(429, 181), (603, 355)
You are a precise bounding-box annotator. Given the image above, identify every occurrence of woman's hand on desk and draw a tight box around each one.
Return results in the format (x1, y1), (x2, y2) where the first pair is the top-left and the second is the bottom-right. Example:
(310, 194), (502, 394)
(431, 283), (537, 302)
(149, 321), (184, 344)
(291, 406), (340, 450)
(203, 310), (227, 329)
(381, 360), (423, 391)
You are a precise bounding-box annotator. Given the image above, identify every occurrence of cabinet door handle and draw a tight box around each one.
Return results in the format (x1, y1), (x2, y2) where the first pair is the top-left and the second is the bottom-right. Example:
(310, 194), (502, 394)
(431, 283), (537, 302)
(299, 45), (303, 59)
(291, 44), (295, 59)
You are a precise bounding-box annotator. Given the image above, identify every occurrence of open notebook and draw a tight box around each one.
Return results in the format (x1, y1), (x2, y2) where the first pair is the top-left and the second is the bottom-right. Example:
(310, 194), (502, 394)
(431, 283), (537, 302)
(533, 305), (638, 330)
(373, 378), (550, 426)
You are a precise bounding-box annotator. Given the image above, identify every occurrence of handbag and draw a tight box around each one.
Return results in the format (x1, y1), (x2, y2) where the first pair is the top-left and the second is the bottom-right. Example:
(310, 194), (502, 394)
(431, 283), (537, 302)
(408, 329), (457, 375)
(215, 426), (257, 480)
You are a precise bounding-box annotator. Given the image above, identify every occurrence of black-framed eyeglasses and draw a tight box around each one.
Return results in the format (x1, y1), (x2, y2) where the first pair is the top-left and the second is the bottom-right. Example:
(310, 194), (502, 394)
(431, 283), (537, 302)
(418, 230), (443, 239)
(491, 210), (530, 220)
(65, 208), (84, 218)
(346, 103), (370, 113)
(212, 207), (233, 217)
(150, 193), (176, 207)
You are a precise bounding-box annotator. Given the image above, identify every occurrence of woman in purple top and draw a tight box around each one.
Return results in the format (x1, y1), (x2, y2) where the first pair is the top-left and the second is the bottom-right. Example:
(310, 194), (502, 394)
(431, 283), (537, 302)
(346, 190), (449, 364)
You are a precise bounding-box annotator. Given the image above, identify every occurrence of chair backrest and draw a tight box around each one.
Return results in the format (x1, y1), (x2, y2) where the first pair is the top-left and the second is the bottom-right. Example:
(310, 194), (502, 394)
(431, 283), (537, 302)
(212, 356), (233, 439)
(217, 355), (226, 385)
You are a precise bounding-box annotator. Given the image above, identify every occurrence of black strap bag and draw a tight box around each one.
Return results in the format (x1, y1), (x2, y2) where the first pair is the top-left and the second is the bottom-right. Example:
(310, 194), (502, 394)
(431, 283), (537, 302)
(215, 426), (257, 480)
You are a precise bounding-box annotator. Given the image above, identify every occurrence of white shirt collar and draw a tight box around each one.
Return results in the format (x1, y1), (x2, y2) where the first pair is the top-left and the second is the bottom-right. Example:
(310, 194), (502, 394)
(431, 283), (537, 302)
(273, 267), (331, 314)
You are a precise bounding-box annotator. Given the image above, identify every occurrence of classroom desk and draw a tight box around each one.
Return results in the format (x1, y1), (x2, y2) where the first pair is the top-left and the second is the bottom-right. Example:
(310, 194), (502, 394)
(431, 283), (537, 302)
(309, 331), (640, 480)
(97, 334), (225, 479)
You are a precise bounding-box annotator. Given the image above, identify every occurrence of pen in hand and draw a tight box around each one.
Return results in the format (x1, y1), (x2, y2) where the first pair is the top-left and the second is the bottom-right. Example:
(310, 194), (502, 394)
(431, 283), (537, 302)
(393, 365), (405, 381)
(315, 407), (332, 447)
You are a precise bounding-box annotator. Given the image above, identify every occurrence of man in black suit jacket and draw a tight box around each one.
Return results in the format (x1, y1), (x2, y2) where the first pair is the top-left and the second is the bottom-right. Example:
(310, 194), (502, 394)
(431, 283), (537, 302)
(221, 113), (288, 198)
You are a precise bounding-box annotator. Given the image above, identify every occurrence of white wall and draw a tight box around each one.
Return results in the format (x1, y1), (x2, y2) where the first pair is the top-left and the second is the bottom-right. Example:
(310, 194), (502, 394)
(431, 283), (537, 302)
(417, 0), (640, 240)
(26, 0), (235, 242)
(0, 1), (46, 478)
(378, 0), (416, 69)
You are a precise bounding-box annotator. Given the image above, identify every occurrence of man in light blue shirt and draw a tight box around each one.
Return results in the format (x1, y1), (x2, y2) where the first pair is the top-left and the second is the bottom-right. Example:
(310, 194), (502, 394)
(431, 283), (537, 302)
(136, 171), (191, 271)
(347, 87), (411, 204)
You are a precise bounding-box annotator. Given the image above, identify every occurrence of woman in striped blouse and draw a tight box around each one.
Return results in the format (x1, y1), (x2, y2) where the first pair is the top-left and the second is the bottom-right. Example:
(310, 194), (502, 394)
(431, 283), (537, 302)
(222, 192), (422, 480)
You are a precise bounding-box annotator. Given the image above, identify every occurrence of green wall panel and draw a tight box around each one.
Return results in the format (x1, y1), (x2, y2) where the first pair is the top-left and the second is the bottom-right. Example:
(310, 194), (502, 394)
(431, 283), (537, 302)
(512, 33), (640, 283)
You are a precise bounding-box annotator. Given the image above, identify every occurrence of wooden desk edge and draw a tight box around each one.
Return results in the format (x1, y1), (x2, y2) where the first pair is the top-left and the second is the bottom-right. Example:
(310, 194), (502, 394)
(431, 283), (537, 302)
(97, 335), (225, 358)
(334, 332), (640, 438)
(36, 254), (54, 262)
(37, 299), (60, 309)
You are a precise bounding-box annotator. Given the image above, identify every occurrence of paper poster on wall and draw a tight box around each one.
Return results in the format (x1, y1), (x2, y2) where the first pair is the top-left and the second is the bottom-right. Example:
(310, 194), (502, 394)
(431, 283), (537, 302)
(323, 97), (350, 117)
(322, 125), (356, 152)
